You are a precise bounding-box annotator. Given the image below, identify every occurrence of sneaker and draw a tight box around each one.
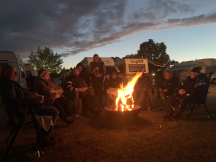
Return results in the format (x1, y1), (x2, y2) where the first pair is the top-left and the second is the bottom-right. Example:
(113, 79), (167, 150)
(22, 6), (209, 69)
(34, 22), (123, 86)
(65, 115), (78, 125)
(66, 115), (78, 122)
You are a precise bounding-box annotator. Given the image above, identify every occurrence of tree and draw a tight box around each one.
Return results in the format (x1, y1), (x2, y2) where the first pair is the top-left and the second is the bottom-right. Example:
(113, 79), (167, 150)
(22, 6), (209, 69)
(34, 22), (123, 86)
(122, 54), (138, 59)
(137, 39), (171, 67)
(111, 57), (122, 62)
(170, 60), (179, 65)
(28, 46), (63, 74)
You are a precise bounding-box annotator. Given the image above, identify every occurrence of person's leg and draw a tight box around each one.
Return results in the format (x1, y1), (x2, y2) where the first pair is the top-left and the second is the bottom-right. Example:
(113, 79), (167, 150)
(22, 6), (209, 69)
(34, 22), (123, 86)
(34, 106), (59, 124)
(174, 95), (195, 117)
(56, 97), (73, 117)
(97, 78), (104, 106)
(160, 92), (168, 105)
(153, 90), (159, 108)
(79, 95), (89, 116)
(34, 106), (59, 147)
(165, 95), (178, 117)
(52, 98), (66, 120)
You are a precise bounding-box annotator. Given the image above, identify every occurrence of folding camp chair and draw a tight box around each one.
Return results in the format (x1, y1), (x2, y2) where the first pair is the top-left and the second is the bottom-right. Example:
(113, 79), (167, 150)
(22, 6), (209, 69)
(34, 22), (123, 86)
(187, 85), (210, 120)
(0, 96), (43, 157)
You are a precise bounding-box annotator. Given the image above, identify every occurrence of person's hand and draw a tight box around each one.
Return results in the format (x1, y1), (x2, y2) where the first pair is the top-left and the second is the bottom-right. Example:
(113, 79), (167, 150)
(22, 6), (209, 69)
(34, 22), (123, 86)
(92, 69), (96, 74)
(58, 89), (63, 94)
(33, 96), (44, 104)
(179, 89), (185, 95)
(34, 92), (38, 97)
(163, 89), (168, 92)
(106, 75), (110, 79)
(159, 88), (163, 92)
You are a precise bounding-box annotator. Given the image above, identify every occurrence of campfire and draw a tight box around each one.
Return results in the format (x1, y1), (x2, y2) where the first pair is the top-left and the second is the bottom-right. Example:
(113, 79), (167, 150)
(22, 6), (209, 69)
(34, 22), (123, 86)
(104, 72), (143, 123)
(105, 72), (143, 115)
(115, 72), (143, 111)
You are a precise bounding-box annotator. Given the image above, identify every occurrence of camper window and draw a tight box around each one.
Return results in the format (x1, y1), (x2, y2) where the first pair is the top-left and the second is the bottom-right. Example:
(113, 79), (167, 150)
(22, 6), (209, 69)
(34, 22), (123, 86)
(129, 65), (145, 72)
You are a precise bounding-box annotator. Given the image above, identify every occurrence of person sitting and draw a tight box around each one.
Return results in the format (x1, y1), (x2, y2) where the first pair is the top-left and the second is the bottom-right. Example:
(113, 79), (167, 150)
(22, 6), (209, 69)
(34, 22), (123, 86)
(76, 63), (90, 87)
(0, 65), (59, 147)
(34, 69), (78, 125)
(133, 73), (153, 109)
(153, 70), (177, 108)
(164, 68), (208, 120)
(66, 68), (101, 117)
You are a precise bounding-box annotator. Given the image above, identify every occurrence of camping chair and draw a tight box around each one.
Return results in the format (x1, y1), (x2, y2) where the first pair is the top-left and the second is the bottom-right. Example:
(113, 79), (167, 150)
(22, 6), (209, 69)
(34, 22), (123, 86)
(187, 74), (212, 120)
(0, 96), (43, 157)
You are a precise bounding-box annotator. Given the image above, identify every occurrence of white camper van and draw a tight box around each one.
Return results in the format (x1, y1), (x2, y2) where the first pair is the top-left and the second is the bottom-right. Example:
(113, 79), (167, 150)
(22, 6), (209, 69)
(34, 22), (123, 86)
(0, 51), (26, 88)
(80, 57), (120, 75)
(115, 58), (149, 81)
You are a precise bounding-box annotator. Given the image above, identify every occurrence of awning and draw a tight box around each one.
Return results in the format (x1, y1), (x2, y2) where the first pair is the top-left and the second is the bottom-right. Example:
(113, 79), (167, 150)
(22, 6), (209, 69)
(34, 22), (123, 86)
(168, 63), (198, 71)
(147, 59), (165, 68)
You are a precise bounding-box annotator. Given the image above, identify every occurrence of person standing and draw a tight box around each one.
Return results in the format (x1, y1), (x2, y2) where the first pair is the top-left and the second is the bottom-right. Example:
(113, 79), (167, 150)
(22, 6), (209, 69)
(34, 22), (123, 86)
(76, 63), (90, 87)
(88, 54), (106, 106)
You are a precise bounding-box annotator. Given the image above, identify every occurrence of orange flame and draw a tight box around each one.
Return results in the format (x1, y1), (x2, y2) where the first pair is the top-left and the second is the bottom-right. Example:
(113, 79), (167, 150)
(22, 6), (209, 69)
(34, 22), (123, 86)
(115, 72), (143, 111)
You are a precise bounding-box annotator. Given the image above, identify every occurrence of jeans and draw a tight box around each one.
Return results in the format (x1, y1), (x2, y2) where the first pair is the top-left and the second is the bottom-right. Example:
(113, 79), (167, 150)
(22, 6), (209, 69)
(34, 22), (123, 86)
(34, 105), (59, 124)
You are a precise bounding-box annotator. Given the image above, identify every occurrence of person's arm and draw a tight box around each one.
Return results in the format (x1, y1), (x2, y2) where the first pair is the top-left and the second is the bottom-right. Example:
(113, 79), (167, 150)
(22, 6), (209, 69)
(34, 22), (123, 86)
(34, 78), (56, 95)
(1, 81), (34, 107)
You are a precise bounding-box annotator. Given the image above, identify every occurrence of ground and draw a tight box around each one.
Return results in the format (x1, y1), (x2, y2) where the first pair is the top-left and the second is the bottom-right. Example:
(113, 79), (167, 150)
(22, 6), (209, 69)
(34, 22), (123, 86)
(0, 85), (216, 162)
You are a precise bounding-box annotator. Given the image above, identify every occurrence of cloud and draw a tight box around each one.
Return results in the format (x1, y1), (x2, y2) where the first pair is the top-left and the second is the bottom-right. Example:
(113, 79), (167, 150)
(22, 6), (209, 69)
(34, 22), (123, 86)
(0, 0), (215, 58)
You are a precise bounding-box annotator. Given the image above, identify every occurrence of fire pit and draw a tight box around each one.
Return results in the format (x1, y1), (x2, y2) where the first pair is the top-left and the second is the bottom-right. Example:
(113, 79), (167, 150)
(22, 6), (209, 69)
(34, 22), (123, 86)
(104, 104), (141, 122)
(105, 72), (143, 123)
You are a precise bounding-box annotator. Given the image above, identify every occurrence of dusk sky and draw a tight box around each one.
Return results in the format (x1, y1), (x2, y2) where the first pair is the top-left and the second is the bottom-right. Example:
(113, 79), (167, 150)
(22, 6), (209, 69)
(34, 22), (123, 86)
(1, 0), (216, 69)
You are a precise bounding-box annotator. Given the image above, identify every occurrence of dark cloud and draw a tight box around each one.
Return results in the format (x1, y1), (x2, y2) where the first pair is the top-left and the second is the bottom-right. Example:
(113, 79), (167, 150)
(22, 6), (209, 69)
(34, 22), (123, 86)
(0, 0), (215, 59)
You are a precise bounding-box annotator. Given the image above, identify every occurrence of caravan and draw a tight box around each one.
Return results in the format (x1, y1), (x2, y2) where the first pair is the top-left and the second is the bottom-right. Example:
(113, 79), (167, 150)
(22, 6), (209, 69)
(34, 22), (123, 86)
(0, 51), (26, 88)
(115, 58), (149, 81)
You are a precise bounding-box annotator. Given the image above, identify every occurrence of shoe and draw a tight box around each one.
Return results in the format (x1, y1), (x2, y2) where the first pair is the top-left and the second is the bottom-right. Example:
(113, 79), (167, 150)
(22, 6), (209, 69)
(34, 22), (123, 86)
(65, 115), (78, 125)
(168, 115), (178, 121)
(163, 114), (172, 119)
(66, 115), (78, 122)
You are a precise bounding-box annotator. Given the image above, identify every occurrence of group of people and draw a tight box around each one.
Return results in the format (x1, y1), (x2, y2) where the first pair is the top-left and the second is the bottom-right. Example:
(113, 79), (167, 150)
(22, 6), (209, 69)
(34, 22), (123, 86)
(0, 53), (210, 152)
(148, 68), (208, 120)
(0, 54), (107, 149)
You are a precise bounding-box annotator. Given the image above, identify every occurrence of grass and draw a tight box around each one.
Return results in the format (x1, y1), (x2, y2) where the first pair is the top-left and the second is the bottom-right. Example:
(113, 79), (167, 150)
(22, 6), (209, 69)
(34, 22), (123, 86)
(1, 85), (216, 162)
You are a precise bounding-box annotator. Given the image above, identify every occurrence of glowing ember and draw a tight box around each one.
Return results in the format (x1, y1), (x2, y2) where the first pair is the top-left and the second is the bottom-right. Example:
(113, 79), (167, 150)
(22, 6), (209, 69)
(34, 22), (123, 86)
(115, 72), (143, 111)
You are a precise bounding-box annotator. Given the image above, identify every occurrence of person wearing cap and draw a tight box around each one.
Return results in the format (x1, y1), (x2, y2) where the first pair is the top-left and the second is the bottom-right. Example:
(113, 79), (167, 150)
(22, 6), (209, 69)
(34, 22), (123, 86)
(88, 54), (106, 106)
(164, 67), (207, 120)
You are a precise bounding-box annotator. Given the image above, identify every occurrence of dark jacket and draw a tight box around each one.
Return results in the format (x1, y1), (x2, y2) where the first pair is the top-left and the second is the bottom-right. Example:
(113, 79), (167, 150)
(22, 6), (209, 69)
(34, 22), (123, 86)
(88, 58), (106, 81)
(66, 75), (85, 89)
(34, 76), (63, 105)
(76, 64), (90, 87)
(0, 78), (34, 115)
(179, 74), (208, 95)
(157, 77), (177, 95)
